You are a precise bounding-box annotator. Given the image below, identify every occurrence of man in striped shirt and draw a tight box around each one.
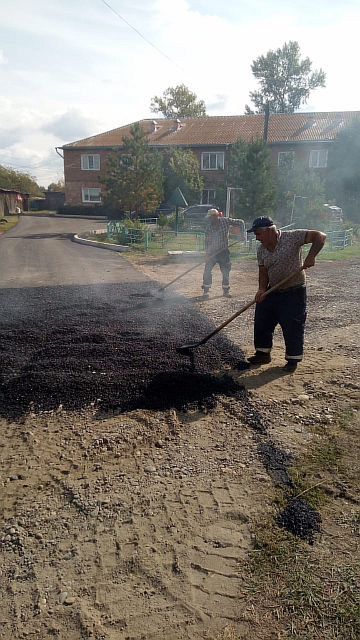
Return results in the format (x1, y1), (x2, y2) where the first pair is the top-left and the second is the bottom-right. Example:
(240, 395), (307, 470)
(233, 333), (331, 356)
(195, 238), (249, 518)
(202, 209), (245, 298)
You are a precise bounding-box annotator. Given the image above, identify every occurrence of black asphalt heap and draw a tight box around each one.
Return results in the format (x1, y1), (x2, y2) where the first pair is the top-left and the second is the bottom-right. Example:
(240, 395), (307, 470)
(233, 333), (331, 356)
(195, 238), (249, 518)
(0, 281), (247, 419)
(276, 497), (322, 545)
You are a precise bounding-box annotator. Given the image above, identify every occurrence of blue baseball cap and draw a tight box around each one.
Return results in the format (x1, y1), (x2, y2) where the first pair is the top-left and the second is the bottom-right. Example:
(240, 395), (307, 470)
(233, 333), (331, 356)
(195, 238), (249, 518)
(247, 216), (274, 233)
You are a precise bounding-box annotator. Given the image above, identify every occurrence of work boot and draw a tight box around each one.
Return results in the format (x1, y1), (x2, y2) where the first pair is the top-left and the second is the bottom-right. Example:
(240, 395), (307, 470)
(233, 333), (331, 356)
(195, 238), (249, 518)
(248, 351), (271, 365)
(223, 290), (232, 298)
(282, 360), (298, 372)
(201, 287), (210, 299)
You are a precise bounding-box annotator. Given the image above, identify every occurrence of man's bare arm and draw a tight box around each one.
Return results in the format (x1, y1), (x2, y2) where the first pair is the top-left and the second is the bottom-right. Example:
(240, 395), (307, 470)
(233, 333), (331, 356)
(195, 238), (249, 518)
(303, 230), (327, 268)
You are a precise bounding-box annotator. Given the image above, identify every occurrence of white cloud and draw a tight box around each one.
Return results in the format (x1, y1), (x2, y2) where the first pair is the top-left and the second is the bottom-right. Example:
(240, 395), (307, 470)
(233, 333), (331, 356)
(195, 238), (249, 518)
(41, 108), (99, 143)
(0, 0), (359, 183)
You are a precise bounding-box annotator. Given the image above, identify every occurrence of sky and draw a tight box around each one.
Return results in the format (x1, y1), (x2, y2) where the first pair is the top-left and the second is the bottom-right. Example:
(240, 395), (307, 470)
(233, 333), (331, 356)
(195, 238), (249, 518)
(1, 0), (359, 187)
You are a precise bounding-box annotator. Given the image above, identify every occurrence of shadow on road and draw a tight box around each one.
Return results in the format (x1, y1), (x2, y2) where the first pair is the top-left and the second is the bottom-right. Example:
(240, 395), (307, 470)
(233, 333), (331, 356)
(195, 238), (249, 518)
(6, 233), (74, 240)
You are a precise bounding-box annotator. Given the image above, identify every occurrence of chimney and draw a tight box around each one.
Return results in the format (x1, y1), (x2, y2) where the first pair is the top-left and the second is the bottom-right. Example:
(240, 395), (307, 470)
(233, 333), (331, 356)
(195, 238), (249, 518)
(150, 120), (158, 133)
(174, 118), (181, 131)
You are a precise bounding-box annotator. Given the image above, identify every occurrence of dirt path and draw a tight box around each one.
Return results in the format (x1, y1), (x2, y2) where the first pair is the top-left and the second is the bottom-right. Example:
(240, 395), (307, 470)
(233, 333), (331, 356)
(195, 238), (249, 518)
(0, 254), (359, 640)
(130, 254), (359, 411)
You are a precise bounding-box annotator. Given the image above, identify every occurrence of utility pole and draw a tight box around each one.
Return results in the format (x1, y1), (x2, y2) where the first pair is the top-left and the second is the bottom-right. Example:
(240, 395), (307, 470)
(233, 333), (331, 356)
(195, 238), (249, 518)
(263, 102), (270, 142)
(225, 187), (243, 218)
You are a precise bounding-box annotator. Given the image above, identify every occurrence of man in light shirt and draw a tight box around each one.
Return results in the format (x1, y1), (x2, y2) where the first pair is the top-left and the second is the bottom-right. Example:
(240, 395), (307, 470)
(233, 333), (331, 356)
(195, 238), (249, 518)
(247, 216), (326, 372)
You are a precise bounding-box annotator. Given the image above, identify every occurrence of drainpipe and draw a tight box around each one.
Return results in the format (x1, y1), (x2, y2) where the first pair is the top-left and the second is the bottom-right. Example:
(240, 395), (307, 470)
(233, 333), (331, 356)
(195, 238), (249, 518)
(263, 102), (270, 142)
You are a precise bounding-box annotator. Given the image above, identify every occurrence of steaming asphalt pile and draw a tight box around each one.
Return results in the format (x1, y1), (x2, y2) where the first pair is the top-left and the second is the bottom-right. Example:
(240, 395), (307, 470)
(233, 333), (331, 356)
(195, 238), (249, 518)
(0, 281), (247, 420)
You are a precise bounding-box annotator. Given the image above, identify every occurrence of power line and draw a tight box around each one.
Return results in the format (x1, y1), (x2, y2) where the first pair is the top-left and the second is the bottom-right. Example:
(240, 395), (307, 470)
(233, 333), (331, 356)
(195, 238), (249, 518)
(0, 154), (61, 170)
(99, 0), (188, 75)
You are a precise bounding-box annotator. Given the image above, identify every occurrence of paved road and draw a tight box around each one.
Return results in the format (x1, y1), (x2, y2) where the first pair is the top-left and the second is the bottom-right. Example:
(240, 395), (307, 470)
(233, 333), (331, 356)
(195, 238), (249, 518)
(0, 215), (144, 288)
(0, 215), (245, 419)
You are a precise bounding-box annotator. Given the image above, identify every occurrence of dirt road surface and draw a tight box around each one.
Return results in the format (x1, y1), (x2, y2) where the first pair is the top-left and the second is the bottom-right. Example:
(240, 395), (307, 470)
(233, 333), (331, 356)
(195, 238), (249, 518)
(0, 218), (359, 639)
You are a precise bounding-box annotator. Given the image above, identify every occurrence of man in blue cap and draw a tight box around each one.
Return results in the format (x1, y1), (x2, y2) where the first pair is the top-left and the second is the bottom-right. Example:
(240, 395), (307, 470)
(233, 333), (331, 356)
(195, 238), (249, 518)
(247, 216), (326, 372)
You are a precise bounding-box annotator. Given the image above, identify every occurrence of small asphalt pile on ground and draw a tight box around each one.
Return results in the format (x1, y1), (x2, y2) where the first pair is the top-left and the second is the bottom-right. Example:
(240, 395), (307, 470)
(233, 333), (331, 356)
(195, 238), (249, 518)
(276, 497), (322, 545)
(0, 281), (247, 420)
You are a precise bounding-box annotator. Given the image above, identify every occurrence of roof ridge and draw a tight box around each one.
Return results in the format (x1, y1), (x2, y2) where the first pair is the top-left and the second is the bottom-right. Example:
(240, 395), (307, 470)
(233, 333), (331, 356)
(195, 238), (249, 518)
(63, 119), (151, 147)
(62, 111), (360, 148)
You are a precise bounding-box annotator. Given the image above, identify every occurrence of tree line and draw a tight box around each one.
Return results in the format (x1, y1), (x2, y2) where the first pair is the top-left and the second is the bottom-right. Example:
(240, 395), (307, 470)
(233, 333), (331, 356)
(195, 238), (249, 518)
(101, 40), (359, 226)
(0, 165), (45, 196)
(0, 167), (64, 196)
(1, 40), (359, 224)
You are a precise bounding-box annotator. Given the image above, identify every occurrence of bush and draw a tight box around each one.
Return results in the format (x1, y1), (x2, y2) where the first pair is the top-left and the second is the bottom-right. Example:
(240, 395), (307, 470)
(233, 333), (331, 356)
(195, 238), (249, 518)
(157, 214), (170, 228)
(122, 218), (147, 229)
(166, 212), (190, 231)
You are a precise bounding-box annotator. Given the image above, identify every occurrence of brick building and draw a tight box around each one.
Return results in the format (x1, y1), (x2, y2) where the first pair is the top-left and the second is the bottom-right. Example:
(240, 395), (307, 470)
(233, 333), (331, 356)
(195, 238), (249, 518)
(60, 111), (359, 207)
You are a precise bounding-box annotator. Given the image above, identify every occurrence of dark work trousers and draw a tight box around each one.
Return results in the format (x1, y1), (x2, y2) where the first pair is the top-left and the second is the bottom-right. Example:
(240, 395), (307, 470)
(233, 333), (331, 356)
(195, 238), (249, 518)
(202, 249), (231, 291)
(254, 286), (307, 361)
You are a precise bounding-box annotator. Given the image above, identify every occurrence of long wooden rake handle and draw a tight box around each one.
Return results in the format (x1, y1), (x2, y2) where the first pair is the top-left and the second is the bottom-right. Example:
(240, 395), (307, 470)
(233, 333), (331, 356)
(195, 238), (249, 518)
(197, 267), (304, 346)
(158, 238), (242, 292)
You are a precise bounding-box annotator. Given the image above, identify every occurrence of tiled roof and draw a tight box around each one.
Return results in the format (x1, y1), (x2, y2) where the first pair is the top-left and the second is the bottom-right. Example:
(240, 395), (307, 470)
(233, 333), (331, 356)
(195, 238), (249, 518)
(62, 112), (360, 149)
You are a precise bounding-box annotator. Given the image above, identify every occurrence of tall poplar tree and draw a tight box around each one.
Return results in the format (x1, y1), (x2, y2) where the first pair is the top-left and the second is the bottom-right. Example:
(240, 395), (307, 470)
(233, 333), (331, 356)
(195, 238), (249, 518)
(245, 41), (326, 115)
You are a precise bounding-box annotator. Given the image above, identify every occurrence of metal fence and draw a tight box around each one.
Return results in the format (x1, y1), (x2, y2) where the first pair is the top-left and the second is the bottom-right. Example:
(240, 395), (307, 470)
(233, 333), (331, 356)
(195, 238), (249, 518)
(325, 228), (352, 250)
(107, 222), (206, 251)
(107, 221), (354, 254)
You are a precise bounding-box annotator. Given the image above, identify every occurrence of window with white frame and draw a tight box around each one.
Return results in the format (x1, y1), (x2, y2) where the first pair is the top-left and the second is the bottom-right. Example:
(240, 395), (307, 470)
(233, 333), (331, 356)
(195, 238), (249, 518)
(278, 151), (294, 166)
(120, 154), (134, 169)
(81, 154), (100, 170)
(201, 152), (224, 170)
(82, 188), (101, 203)
(201, 189), (216, 204)
(309, 149), (328, 168)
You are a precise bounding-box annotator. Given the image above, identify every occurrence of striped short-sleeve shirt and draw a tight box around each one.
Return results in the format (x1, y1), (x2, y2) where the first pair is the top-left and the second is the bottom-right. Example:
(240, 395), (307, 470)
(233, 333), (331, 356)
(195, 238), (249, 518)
(257, 229), (307, 289)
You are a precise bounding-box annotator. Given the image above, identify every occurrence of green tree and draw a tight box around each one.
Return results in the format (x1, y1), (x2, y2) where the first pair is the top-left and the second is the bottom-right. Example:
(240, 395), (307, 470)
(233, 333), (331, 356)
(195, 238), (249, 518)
(216, 138), (277, 221)
(150, 84), (206, 118)
(47, 178), (65, 191)
(275, 155), (325, 227)
(100, 122), (164, 216)
(245, 41), (326, 115)
(0, 165), (44, 196)
(163, 148), (203, 204)
(326, 118), (360, 223)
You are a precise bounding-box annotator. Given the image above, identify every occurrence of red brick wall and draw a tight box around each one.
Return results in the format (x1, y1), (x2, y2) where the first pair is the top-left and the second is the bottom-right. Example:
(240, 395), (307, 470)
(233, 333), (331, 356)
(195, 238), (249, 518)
(64, 142), (331, 206)
(64, 146), (229, 206)
(64, 149), (115, 206)
(269, 142), (332, 172)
